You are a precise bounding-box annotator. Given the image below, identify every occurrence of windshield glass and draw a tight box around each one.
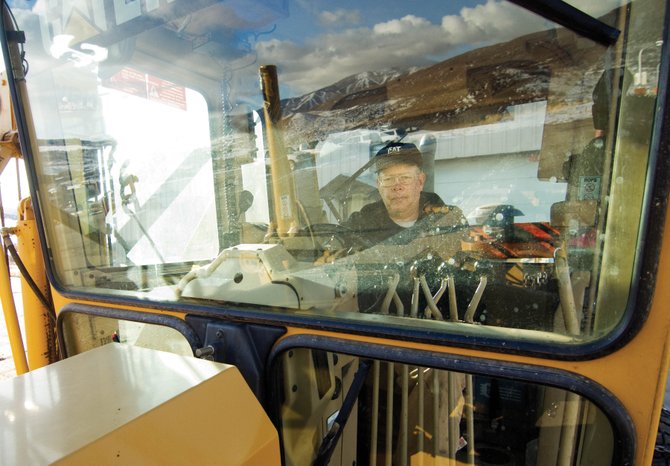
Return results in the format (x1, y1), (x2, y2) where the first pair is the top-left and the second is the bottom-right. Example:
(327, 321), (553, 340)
(6, 0), (665, 345)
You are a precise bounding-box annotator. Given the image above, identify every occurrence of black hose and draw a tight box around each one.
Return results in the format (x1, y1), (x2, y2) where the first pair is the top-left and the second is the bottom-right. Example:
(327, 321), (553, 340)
(312, 359), (372, 466)
(2, 231), (56, 326)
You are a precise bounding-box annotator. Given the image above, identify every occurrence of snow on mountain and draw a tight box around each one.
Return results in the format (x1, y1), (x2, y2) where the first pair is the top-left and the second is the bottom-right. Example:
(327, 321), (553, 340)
(277, 4), (651, 147)
(281, 68), (406, 116)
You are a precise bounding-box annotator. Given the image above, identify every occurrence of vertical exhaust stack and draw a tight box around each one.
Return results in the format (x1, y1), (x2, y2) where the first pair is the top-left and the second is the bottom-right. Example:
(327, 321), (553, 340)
(259, 65), (298, 237)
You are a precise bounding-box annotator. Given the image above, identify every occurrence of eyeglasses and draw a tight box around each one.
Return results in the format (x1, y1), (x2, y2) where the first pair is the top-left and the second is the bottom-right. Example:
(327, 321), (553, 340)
(378, 174), (418, 187)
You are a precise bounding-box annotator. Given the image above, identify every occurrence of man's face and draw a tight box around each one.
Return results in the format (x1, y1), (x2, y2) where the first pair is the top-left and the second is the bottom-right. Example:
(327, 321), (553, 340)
(377, 163), (426, 222)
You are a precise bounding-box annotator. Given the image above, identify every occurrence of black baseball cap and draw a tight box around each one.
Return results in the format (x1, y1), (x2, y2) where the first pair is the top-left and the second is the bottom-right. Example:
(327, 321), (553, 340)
(374, 142), (423, 172)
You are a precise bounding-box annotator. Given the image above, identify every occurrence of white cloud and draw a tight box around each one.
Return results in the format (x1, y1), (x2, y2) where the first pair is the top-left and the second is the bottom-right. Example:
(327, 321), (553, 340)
(256, 13), (454, 93)
(373, 15), (432, 35)
(255, 0), (613, 96)
(442, 0), (549, 44)
(318, 9), (361, 27)
(256, 22), (442, 94)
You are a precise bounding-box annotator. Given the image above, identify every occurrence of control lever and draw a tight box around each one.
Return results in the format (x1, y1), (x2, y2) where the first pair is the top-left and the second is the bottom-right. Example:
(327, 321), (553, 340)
(380, 271), (403, 316)
(463, 261), (491, 323)
(438, 260), (460, 322)
(409, 258), (464, 322)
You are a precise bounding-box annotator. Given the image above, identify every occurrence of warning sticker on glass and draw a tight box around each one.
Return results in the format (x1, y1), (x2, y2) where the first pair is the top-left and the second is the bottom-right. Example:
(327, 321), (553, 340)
(280, 194), (293, 218)
(578, 176), (601, 200)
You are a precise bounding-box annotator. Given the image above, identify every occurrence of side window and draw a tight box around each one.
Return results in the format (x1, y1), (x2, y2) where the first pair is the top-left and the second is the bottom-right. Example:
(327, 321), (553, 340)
(60, 312), (193, 358)
(276, 348), (623, 466)
(38, 81), (214, 288)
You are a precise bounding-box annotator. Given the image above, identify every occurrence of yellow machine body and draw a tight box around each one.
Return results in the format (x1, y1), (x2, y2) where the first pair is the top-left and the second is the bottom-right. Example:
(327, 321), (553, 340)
(0, 344), (280, 465)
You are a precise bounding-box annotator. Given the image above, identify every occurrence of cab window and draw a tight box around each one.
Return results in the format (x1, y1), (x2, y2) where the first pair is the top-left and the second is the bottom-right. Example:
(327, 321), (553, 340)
(9, 0), (665, 347)
(275, 348), (625, 466)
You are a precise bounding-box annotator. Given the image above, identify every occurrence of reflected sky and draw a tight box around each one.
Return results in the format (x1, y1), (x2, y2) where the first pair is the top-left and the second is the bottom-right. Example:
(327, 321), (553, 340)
(6, 0), (626, 99)
(254, 0), (625, 95)
(260, 0), (551, 95)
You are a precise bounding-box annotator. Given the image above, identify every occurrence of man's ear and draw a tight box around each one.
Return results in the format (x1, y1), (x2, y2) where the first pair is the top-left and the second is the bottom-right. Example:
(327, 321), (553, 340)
(418, 171), (427, 189)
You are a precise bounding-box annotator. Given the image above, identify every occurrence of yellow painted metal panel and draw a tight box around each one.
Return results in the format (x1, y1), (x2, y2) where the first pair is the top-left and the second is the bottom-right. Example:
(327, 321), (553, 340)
(15, 211), (55, 369)
(0, 229), (28, 375)
(0, 344), (280, 465)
